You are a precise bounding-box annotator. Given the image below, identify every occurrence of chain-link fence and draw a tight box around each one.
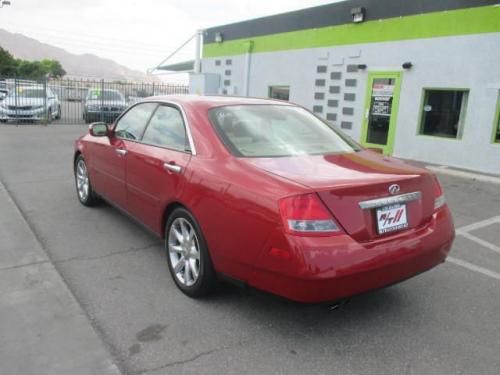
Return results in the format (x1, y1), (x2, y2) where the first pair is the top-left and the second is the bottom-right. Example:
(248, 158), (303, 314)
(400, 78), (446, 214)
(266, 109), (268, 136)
(0, 77), (189, 125)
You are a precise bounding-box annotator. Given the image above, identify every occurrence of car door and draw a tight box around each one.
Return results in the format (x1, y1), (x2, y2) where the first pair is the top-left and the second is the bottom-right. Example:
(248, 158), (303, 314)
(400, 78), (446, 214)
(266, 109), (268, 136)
(90, 102), (157, 208)
(126, 104), (192, 234)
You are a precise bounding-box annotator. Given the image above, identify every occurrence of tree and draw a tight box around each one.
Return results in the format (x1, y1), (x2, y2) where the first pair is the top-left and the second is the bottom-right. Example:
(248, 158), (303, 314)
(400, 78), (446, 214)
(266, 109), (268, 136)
(0, 46), (66, 80)
(41, 59), (66, 78)
(15, 60), (47, 81)
(0, 47), (17, 77)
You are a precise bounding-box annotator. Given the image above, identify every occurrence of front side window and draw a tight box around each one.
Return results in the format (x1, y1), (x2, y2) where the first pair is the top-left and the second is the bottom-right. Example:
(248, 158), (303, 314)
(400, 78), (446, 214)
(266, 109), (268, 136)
(114, 103), (157, 140)
(142, 105), (187, 151)
(419, 89), (468, 139)
(209, 105), (359, 157)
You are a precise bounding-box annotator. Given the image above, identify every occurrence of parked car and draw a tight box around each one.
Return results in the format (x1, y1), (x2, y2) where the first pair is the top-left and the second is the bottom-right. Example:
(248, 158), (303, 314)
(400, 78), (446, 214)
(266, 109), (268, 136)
(73, 96), (455, 303)
(0, 86), (61, 123)
(83, 88), (127, 124)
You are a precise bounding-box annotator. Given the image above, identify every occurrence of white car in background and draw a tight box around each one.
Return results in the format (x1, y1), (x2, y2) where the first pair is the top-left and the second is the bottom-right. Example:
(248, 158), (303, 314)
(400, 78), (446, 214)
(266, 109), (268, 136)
(0, 86), (61, 123)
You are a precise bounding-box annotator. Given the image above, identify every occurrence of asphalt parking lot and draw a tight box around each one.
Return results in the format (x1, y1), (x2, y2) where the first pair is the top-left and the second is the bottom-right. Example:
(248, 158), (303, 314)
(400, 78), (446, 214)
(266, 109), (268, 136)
(0, 125), (499, 375)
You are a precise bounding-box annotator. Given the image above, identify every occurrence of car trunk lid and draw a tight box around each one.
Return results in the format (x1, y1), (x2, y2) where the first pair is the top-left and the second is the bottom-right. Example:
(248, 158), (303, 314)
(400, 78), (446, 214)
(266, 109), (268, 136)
(243, 151), (435, 242)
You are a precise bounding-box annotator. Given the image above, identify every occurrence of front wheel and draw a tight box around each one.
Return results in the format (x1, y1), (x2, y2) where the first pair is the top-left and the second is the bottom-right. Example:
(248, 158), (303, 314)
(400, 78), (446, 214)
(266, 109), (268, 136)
(165, 208), (217, 297)
(74, 155), (100, 206)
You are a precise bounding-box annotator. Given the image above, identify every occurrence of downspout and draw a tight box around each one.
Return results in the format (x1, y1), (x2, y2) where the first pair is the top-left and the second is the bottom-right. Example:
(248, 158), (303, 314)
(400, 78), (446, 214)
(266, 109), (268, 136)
(243, 41), (254, 97)
(194, 29), (203, 74)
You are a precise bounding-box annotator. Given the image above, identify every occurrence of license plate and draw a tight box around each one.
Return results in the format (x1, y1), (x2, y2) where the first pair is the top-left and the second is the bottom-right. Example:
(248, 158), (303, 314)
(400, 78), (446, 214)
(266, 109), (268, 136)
(376, 204), (408, 234)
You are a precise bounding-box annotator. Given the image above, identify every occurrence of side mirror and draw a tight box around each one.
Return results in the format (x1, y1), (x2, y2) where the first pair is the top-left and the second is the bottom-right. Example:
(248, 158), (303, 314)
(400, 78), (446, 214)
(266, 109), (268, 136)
(89, 122), (109, 137)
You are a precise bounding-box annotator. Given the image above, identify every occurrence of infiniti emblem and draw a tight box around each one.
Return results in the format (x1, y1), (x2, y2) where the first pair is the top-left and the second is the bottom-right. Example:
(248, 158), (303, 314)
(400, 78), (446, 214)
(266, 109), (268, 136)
(388, 184), (400, 195)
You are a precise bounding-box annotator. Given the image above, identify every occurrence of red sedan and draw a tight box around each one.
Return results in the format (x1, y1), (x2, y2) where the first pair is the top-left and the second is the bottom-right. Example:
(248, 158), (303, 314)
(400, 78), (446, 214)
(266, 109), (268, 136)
(74, 96), (455, 303)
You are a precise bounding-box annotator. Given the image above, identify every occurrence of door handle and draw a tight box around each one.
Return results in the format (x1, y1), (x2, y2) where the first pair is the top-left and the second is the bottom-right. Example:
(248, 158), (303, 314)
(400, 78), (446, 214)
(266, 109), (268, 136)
(115, 148), (127, 156)
(163, 162), (182, 174)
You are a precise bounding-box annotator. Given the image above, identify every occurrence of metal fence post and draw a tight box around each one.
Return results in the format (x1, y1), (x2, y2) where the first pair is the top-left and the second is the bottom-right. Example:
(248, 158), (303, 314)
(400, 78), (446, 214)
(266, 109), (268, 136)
(43, 78), (48, 125)
(14, 76), (18, 125)
(100, 79), (104, 123)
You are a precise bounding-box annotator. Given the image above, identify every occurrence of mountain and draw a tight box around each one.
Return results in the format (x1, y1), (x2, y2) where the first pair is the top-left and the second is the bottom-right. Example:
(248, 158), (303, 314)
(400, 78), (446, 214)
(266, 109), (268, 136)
(0, 29), (160, 82)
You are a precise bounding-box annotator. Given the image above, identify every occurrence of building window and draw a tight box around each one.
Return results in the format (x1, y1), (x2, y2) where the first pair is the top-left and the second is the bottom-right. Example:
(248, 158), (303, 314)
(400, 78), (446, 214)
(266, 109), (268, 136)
(419, 89), (468, 139)
(269, 86), (290, 101)
(494, 95), (500, 144)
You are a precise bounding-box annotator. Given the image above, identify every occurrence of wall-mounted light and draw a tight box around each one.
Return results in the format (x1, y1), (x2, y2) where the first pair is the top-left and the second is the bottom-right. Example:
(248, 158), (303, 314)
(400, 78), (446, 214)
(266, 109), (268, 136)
(402, 62), (413, 69)
(214, 32), (224, 43)
(350, 7), (365, 23)
(357, 64), (367, 70)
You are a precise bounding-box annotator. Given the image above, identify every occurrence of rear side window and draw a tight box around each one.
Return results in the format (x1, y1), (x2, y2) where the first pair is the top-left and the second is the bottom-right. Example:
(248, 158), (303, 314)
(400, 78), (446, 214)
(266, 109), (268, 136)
(209, 105), (359, 157)
(114, 103), (157, 140)
(142, 105), (187, 151)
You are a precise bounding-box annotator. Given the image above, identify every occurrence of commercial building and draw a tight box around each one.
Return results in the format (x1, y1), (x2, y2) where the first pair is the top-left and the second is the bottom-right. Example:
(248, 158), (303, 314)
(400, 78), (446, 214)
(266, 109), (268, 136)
(192, 0), (500, 174)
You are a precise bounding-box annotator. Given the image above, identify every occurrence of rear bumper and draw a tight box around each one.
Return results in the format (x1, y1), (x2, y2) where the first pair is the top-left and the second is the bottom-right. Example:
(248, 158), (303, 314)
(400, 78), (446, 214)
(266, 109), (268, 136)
(251, 206), (455, 303)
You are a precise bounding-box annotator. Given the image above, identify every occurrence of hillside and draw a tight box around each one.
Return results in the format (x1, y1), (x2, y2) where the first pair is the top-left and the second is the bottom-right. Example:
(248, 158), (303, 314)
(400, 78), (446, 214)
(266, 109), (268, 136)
(0, 29), (159, 82)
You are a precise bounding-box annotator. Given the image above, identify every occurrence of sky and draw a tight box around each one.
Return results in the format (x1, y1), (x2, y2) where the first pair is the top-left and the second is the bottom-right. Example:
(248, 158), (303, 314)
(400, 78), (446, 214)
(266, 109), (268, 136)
(0, 0), (340, 79)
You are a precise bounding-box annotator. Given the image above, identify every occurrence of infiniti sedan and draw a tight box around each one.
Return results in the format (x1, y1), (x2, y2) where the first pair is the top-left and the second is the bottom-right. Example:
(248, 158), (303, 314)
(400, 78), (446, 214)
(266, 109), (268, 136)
(74, 96), (455, 302)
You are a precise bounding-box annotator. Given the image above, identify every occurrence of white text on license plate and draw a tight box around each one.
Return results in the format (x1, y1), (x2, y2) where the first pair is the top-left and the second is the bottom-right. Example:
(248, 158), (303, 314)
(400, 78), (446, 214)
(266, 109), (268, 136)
(376, 204), (408, 234)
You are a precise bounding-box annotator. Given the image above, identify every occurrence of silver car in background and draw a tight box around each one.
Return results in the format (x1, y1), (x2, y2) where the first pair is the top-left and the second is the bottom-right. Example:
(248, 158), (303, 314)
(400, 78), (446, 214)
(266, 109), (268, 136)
(82, 88), (127, 124)
(0, 86), (61, 123)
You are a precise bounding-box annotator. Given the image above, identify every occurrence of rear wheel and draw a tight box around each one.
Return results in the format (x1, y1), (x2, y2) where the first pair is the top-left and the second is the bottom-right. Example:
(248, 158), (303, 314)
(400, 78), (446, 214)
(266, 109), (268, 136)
(165, 208), (217, 297)
(74, 155), (99, 206)
(46, 107), (53, 124)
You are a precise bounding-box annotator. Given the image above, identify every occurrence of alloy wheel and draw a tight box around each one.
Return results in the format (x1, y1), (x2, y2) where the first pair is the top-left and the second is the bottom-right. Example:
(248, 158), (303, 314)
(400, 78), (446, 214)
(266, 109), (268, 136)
(76, 159), (89, 202)
(168, 218), (201, 287)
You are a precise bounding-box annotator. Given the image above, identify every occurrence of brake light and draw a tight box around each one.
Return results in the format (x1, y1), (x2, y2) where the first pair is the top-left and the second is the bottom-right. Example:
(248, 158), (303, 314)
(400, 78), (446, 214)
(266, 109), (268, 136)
(433, 176), (445, 210)
(278, 193), (342, 236)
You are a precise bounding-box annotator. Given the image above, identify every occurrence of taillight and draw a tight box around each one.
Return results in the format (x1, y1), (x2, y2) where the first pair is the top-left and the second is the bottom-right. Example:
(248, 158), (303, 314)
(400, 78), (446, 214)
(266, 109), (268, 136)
(278, 193), (342, 236)
(433, 176), (445, 210)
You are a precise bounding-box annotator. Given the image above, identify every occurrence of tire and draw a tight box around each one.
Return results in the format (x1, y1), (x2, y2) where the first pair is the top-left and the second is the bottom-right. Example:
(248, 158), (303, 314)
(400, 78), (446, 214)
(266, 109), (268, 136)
(46, 107), (52, 124)
(0, 120), (7, 123)
(84, 113), (91, 124)
(55, 105), (61, 120)
(74, 155), (100, 206)
(165, 207), (217, 297)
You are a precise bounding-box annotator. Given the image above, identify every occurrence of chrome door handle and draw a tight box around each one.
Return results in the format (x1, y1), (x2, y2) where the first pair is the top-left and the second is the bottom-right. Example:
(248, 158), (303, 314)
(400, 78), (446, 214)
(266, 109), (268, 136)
(116, 148), (127, 156)
(163, 162), (182, 174)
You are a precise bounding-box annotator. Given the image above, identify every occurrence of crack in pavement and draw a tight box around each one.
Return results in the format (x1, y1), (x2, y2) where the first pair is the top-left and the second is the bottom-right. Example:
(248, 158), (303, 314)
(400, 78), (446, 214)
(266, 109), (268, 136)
(5, 175), (70, 186)
(0, 259), (50, 272)
(131, 340), (249, 374)
(55, 243), (160, 264)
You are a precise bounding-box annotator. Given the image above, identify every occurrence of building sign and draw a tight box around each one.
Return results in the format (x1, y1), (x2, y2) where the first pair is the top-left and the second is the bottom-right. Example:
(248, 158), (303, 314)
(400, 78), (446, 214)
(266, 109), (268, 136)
(371, 84), (394, 116)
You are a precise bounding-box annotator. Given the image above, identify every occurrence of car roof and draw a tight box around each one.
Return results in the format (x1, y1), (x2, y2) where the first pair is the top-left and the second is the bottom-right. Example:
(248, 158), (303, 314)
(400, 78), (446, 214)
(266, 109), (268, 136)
(145, 95), (294, 109)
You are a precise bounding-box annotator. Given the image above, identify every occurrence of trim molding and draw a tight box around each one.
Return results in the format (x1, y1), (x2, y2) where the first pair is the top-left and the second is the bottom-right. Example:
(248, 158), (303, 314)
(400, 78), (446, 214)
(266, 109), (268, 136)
(203, 5), (500, 58)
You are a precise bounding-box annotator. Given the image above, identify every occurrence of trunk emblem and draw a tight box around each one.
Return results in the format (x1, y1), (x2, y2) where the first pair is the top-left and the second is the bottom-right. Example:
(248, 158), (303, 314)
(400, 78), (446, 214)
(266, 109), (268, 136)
(388, 184), (401, 195)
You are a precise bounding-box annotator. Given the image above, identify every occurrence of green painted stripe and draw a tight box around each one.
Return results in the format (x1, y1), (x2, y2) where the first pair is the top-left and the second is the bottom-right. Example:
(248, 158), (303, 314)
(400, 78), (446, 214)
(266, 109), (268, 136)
(203, 5), (500, 58)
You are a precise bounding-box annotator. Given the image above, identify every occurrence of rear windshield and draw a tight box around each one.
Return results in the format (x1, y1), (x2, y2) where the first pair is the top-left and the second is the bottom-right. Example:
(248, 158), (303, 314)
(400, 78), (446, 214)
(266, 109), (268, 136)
(209, 105), (360, 157)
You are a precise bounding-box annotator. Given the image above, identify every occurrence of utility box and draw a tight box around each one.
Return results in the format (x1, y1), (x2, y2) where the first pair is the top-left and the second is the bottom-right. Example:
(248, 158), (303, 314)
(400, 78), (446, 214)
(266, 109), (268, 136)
(189, 73), (220, 95)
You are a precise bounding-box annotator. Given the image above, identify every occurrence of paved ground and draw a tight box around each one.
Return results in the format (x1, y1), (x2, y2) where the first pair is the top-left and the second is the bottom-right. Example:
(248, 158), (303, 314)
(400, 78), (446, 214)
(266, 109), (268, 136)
(0, 124), (499, 375)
